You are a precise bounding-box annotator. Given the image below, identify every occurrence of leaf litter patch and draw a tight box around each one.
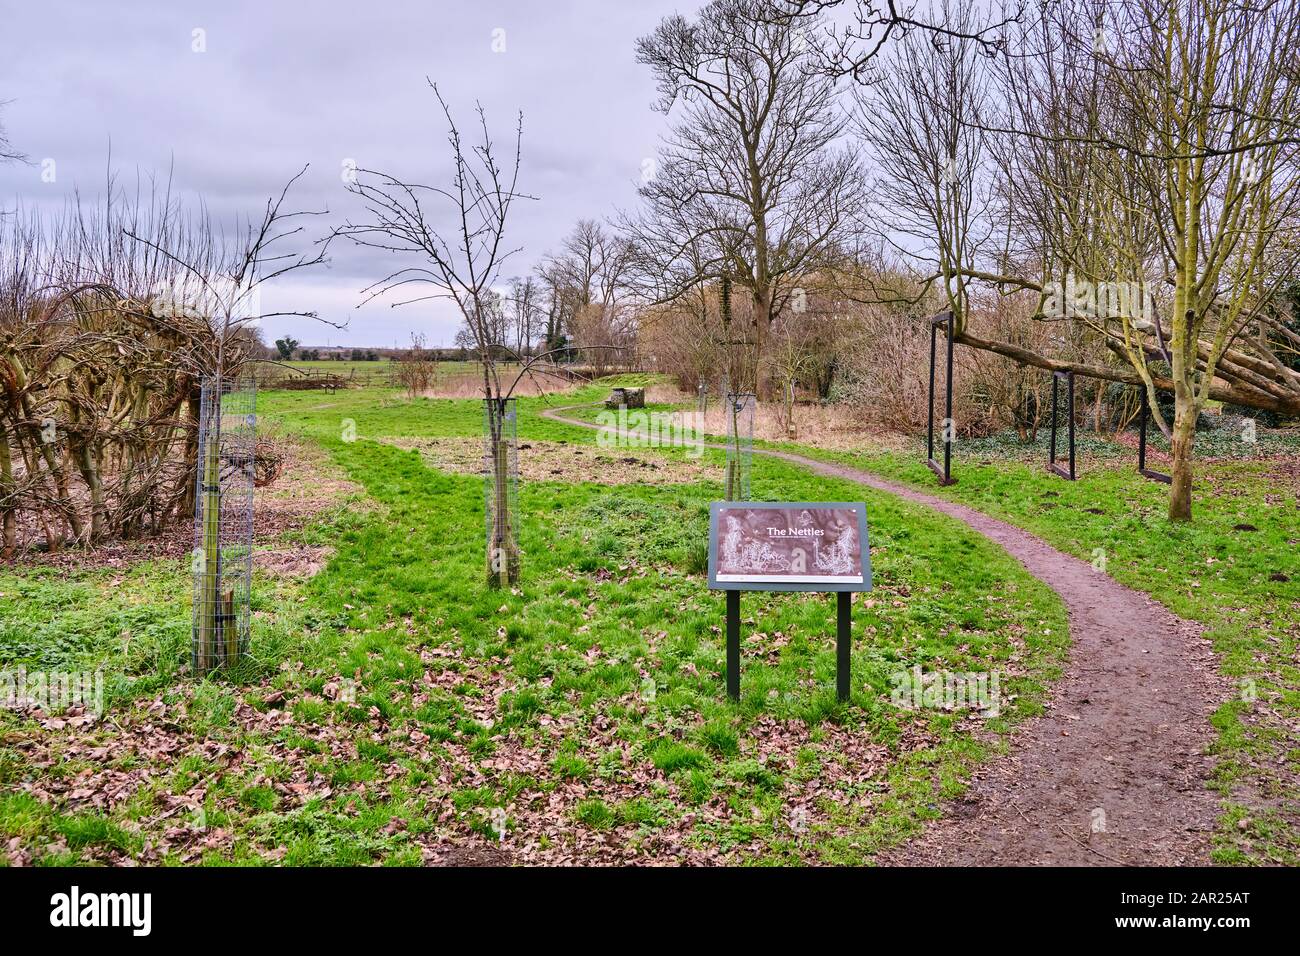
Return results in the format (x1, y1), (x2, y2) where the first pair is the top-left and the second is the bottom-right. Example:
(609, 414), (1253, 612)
(380, 437), (717, 486)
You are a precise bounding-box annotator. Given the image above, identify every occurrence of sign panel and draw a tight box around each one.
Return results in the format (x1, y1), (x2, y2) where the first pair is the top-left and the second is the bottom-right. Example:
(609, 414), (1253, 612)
(707, 501), (871, 592)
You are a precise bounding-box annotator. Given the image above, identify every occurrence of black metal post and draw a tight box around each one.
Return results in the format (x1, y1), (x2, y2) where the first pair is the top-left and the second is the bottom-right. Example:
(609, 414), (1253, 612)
(1048, 371), (1077, 480)
(836, 591), (851, 703)
(726, 590), (740, 701)
(927, 322), (937, 464)
(926, 311), (956, 485)
(1049, 373), (1059, 468)
(1138, 387), (1172, 484)
(1068, 372), (1076, 479)
(943, 311), (954, 482)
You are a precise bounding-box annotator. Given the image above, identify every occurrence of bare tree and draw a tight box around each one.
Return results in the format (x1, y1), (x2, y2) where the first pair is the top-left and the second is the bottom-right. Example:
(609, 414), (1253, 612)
(451, 287), (510, 361)
(506, 275), (544, 356)
(1026, 0), (1300, 520)
(125, 166), (331, 387)
(780, 0), (1017, 81)
(334, 81), (544, 586)
(552, 220), (604, 308)
(393, 332), (439, 397)
(0, 161), (323, 598)
(765, 313), (819, 437)
(852, 0), (995, 333)
(0, 100), (23, 166)
(855, 0), (1300, 520)
(121, 168), (329, 668)
(535, 258), (577, 354)
(536, 221), (636, 356)
(629, 0), (868, 393)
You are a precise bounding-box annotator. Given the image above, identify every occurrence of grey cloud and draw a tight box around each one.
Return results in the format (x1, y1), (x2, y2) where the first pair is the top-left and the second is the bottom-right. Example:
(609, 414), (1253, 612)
(0, 0), (695, 345)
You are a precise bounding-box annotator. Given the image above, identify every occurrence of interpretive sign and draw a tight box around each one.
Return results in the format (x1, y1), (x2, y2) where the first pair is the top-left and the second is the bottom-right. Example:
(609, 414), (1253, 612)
(706, 502), (872, 702)
(707, 502), (870, 592)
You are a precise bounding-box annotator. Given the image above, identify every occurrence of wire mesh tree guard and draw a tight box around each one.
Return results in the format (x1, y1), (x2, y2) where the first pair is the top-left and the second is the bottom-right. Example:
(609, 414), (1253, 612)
(1048, 370), (1077, 480)
(724, 392), (755, 501)
(926, 310), (957, 485)
(191, 376), (256, 674)
(484, 397), (520, 587)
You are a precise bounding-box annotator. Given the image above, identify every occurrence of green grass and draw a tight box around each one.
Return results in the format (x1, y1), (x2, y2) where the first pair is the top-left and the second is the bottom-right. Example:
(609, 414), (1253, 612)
(770, 425), (1300, 865)
(0, 506), (370, 708)
(565, 382), (1300, 863)
(281, 358), (393, 368)
(0, 382), (1069, 865)
(266, 359), (529, 389)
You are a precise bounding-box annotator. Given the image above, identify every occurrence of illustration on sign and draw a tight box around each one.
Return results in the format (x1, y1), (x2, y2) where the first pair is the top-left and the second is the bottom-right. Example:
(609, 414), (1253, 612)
(708, 502), (870, 591)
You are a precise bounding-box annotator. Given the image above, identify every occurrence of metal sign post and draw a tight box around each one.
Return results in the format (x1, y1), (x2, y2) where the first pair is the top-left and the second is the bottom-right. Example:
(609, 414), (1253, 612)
(726, 590), (741, 700)
(708, 502), (872, 702)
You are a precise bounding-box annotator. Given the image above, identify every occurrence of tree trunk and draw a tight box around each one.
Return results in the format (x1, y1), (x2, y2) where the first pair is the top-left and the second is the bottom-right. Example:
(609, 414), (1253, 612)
(75, 441), (105, 543)
(177, 384), (201, 522)
(196, 427), (224, 672)
(20, 396), (84, 543)
(1168, 391), (1196, 522)
(783, 379), (796, 439)
(0, 419), (16, 558)
(486, 401), (519, 588)
(489, 437), (517, 586)
(750, 286), (771, 395)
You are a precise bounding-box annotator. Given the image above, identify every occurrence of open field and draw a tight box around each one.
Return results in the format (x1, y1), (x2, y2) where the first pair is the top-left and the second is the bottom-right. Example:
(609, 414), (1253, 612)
(1, 383), (1070, 865)
(262, 361), (583, 398)
(5, 378), (1298, 866)
(588, 380), (1300, 864)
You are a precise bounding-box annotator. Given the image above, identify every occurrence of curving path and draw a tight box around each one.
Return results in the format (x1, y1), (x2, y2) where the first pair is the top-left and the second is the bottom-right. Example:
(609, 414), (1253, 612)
(542, 403), (1225, 865)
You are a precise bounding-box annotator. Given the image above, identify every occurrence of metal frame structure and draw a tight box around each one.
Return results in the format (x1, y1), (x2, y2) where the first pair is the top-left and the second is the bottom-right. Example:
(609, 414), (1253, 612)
(1137, 388), (1173, 484)
(1048, 370), (1077, 480)
(926, 310), (957, 485)
(920, 314), (1177, 488)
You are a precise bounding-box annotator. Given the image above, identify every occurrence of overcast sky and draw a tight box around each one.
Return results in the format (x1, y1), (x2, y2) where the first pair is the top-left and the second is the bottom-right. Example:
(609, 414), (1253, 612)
(0, 0), (700, 346)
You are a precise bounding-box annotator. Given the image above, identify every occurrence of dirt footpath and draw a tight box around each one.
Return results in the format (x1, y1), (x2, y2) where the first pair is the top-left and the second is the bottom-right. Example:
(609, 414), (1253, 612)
(543, 404), (1226, 865)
